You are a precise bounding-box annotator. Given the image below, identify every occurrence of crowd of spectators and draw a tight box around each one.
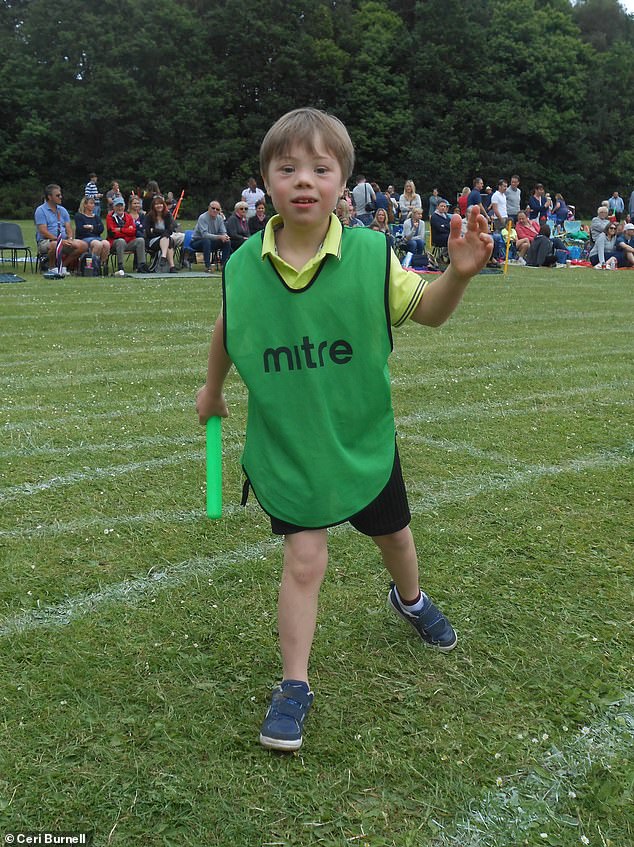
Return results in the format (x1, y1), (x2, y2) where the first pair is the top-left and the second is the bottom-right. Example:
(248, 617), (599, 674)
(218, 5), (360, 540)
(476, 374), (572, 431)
(32, 169), (634, 276)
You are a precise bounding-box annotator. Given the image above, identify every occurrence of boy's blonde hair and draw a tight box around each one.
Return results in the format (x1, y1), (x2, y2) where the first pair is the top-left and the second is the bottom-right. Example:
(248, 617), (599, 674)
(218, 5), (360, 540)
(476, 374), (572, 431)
(260, 107), (355, 182)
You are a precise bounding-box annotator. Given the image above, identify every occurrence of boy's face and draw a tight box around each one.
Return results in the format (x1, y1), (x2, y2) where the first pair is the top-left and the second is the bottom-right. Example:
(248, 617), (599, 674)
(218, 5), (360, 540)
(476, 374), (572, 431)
(263, 141), (345, 228)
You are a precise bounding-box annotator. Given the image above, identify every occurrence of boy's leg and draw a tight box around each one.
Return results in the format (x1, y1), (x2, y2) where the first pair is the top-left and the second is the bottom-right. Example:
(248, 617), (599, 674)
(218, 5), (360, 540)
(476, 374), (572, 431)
(373, 527), (457, 652)
(260, 528), (327, 751)
(278, 529), (328, 683)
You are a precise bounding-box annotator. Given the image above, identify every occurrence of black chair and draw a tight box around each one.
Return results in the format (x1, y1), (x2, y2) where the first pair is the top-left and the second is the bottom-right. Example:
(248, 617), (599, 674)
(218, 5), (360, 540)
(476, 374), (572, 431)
(0, 222), (33, 272)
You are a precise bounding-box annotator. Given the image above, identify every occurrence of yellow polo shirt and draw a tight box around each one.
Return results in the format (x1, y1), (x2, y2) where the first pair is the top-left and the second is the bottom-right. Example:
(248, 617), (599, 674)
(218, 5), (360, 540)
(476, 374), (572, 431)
(261, 213), (428, 327)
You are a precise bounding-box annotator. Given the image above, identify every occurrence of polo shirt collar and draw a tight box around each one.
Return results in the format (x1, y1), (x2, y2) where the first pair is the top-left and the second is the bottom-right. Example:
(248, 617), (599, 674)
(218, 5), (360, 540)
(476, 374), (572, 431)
(261, 213), (343, 262)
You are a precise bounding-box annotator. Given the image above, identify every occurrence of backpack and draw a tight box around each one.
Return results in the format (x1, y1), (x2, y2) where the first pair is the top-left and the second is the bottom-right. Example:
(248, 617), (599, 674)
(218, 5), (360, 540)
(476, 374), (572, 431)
(79, 253), (101, 277)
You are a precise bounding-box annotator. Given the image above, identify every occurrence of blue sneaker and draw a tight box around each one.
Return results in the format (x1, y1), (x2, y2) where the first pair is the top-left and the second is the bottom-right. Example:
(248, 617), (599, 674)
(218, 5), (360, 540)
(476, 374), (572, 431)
(387, 583), (457, 651)
(259, 680), (314, 751)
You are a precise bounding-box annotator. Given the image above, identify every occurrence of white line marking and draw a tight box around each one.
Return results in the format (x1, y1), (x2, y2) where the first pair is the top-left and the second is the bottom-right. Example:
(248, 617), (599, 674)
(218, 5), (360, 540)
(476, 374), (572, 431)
(431, 694), (634, 847)
(2, 380), (629, 432)
(1, 443), (632, 627)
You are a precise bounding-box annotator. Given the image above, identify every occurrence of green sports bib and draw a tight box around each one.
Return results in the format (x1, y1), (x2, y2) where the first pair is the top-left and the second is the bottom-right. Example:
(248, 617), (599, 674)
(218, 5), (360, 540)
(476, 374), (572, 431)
(224, 225), (396, 526)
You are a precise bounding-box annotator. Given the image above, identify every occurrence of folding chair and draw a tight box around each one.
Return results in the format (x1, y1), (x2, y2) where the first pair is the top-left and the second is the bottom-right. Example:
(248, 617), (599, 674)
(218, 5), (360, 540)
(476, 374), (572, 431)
(0, 222), (33, 272)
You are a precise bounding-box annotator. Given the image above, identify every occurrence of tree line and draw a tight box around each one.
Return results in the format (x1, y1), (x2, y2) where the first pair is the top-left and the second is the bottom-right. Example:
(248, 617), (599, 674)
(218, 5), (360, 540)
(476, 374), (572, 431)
(1, 0), (633, 218)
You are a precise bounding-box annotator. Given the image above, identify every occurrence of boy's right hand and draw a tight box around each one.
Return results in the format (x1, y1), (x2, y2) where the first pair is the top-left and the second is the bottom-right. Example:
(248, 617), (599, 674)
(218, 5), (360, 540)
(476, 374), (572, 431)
(196, 385), (229, 424)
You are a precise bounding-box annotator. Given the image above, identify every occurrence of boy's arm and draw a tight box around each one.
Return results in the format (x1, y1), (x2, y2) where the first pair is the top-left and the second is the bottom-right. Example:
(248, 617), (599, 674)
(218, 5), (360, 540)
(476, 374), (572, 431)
(196, 312), (232, 424)
(411, 206), (492, 327)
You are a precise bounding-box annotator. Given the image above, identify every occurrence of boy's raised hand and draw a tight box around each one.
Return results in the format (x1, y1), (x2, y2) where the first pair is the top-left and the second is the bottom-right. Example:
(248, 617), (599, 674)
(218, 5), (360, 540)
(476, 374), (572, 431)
(447, 206), (493, 280)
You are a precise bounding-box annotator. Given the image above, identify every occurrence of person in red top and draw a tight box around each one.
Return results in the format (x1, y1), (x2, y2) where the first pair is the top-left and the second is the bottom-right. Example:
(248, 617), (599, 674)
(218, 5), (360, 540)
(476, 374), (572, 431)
(514, 210), (540, 259)
(107, 196), (149, 275)
(457, 187), (469, 217)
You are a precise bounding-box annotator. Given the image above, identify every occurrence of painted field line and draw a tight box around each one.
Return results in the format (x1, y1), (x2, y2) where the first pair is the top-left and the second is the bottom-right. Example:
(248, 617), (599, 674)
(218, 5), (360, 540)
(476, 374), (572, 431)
(0, 452), (201, 505)
(3, 326), (631, 370)
(1, 443), (632, 629)
(0, 319), (210, 340)
(2, 379), (628, 433)
(431, 693), (634, 847)
(0, 538), (282, 637)
(0, 431), (242, 461)
(3, 350), (630, 394)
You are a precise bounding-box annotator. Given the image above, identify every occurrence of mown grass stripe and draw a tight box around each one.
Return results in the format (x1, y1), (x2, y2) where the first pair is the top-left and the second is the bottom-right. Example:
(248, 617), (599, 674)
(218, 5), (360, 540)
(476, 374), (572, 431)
(1, 443), (631, 628)
(432, 693), (634, 847)
(2, 380), (629, 432)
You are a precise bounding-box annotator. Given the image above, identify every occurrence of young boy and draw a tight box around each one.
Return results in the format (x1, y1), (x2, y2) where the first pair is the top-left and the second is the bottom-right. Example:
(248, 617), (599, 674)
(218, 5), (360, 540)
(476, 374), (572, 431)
(196, 108), (493, 752)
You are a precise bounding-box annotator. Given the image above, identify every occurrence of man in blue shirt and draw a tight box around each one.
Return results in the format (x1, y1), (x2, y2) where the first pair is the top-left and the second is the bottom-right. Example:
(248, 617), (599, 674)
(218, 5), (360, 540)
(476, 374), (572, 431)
(467, 177), (489, 221)
(34, 184), (87, 272)
(608, 191), (625, 222)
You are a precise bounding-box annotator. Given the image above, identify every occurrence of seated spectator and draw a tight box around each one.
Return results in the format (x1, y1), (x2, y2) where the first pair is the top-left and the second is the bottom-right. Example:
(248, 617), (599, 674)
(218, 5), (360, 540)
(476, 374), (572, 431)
(144, 194), (177, 273)
(527, 184), (551, 222)
(249, 200), (269, 235)
(589, 221), (620, 267)
(430, 199), (452, 249)
(615, 222), (634, 266)
(127, 195), (146, 239)
(510, 211), (536, 259)
(225, 201), (251, 252)
(526, 224), (557, 267)
(35, 183), (87, 273)
(398, 180), (422, 220)
(457, 187), (470, 217)
(369, 208), (395, 248)
(191, 200), (232, 272)
(401, 207), (425, 268)
(75, 196), (110, 269)
(590, 206), (610, 243)
(335, 198), (363, 227)
(500, 223), (523, 262)
(107, 196), (149, 275)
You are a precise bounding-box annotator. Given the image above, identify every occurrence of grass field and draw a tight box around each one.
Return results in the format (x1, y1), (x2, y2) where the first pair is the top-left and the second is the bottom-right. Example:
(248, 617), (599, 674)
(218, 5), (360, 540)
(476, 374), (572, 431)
(1, 254), (633, 846)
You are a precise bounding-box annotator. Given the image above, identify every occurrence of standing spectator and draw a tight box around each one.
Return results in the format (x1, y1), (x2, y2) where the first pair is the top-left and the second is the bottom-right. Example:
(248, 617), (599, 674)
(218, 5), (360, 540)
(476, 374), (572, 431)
(107, 196), (149, 275)
(428, 187), (440, 219)
(490, 179), (508, 232)
(241, 177), (266, 219)
(628, 188), (634, 221)
(505, 175), (521, 223)
(34, 183), (87, 273)
(457, 187), (470, 217)
(552, 193), (569, 232)
(249, 199), (269, 235)
(84, 173), (103, 217)
(352, 174), (376, 218)
(608, 191), (624, 221)
(398, 180), (422, 220)
(142, 180), (161, 212)
(191, 200), (232, 272)
(527, 184), (551, 221)
(372, 183), (390, 215)
(75, 196), (110, 269)
(225, 201), (251, 252)
(105, 181), (121, 213)
(481, 185), (493, 214)
(144, 194), (177, 273)
(467, 177), (488, 219)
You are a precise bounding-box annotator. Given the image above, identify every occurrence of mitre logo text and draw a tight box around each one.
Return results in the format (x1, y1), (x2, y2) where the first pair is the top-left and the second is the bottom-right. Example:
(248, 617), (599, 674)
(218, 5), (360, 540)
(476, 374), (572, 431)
(263, 335), (353, 373)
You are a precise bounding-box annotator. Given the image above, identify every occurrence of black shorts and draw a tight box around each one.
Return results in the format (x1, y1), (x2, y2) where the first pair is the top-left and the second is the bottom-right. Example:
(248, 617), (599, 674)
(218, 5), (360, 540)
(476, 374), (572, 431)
(269, 444), (411, 537)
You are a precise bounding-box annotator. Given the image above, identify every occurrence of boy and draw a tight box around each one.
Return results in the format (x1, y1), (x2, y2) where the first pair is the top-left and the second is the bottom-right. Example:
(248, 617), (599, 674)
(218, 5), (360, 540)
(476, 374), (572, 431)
(196, 108), (493, 752)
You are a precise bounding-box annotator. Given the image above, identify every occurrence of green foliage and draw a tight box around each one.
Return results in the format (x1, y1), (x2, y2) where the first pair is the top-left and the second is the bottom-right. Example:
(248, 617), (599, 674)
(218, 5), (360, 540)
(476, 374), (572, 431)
(2, 0), (634, 215)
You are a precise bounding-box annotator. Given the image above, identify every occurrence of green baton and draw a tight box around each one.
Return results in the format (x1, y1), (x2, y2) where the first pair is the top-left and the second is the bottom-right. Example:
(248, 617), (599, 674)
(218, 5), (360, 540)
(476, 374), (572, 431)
(206, 416), (222, 519)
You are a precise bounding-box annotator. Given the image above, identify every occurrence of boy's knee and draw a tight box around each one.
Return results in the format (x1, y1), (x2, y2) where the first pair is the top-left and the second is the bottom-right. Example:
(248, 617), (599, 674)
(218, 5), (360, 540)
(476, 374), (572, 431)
(374, 526), (413, 553)
(284, 531), (328, 585)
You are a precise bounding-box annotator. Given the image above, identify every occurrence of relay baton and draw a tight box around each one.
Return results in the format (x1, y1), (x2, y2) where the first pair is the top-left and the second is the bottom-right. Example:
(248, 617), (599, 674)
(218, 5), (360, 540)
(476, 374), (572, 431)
(206, 416), (222, 519)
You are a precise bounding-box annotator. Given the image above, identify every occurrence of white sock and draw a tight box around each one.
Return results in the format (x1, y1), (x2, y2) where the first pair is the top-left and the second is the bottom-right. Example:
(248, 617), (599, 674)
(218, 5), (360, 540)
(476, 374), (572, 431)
(396, 586), (426, 614)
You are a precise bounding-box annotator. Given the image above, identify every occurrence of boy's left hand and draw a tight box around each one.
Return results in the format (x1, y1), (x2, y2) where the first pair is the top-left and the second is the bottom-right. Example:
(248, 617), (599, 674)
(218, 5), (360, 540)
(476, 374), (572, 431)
(447, 206), (493, 280)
